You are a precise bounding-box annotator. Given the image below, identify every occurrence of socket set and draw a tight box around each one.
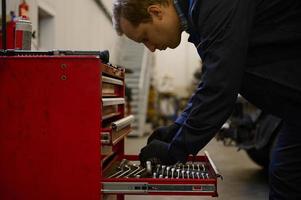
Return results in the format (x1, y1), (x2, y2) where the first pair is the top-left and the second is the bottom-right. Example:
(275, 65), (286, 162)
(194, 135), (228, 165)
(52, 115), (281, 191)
(106, 159), (211, 179)
(101, 151), (222, 196)
(152, 162), (210, 179)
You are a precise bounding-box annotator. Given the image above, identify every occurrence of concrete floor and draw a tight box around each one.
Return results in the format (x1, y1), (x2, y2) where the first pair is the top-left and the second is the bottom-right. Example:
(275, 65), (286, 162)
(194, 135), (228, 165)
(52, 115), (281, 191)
(122, 135), (269, 200)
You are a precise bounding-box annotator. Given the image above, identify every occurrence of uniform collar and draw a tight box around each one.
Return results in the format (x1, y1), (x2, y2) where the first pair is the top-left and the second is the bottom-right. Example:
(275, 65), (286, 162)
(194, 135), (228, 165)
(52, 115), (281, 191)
(173, 0), (189, 31)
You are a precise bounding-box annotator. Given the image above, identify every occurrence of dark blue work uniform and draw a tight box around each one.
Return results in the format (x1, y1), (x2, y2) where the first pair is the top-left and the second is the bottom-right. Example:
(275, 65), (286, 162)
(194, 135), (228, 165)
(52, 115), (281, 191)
(170, 0), (301, 199)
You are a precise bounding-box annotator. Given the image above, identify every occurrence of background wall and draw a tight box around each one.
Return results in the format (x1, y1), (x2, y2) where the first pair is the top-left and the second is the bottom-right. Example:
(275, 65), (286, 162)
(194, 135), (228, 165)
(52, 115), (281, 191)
(4, 0), (117, 54)
(154, 33), (200, 97)
(2, 0), (201, 98)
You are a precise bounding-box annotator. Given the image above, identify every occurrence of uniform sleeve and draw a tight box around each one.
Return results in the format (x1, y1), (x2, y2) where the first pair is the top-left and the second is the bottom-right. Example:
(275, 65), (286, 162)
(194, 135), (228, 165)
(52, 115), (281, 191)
(169, 0), (256, 162)
(175, 96), (193, 125)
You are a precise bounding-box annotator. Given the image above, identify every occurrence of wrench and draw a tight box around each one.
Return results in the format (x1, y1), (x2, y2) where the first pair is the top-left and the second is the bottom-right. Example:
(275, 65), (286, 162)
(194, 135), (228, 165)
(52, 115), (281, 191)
(156, 164), (161, 175)
(108, 168), (124, 178)
(166, 166), (170, 178)
(181, 170), (185, 179)
(146, 161), (152, 175)
(161, 165), (166, 176)
(133, 168), (145, 176)
(196, 172), (200, 179)
(186, 171), (190, 179)
(107, 159), (129, 178)
(124, 164), (140, 178)
(202, 164), (205, 171)
(171, 168), (175, 179)
(115, 165), (131, 178)
(176, 169), (180, 179)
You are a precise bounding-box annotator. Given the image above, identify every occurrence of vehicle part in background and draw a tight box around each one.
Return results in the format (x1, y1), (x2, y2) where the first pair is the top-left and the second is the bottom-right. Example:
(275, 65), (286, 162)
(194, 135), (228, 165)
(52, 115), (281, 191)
(216, 96), (282, 169)
(15, 19), (32, 50)
(245, 114), (281, 169)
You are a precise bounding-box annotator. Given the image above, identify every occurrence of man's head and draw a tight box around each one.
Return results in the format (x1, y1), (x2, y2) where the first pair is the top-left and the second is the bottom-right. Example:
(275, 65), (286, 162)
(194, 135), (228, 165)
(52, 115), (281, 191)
(113, 0), (182, 52)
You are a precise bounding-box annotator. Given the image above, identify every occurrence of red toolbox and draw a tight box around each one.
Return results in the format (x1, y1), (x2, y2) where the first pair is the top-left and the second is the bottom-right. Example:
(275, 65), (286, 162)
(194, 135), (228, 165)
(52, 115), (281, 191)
(0, 50), (221, 200)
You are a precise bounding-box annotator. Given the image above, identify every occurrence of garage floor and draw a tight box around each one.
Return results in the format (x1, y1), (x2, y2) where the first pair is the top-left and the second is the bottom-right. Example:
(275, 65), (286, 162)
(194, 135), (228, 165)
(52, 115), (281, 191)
(123, 135), (269, 200)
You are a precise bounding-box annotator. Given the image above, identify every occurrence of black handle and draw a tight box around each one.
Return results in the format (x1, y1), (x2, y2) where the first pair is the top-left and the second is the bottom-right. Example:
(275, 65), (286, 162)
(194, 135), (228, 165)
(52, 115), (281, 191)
(2, 0), (7, 50)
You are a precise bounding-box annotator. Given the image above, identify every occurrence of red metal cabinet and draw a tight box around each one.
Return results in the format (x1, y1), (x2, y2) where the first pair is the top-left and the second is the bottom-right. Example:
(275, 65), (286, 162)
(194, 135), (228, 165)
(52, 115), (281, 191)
(0, 56), (102, 200)
(0, 54), (221, 200)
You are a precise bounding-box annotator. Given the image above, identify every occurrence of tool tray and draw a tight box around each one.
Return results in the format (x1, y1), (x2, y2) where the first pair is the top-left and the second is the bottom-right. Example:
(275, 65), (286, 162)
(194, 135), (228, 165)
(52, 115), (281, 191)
(101, 152), (222, 197)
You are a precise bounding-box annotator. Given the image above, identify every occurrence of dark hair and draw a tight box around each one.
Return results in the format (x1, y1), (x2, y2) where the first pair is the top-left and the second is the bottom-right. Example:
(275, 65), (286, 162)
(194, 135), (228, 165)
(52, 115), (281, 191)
(113, 0), (169, 35)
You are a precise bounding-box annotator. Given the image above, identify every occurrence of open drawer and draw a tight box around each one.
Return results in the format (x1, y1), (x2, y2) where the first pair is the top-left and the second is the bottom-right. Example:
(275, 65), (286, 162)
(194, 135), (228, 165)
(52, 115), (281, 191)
(102, 75), (124, 97)
(101, 151), (222, 197)
(101, 115), (134, 146)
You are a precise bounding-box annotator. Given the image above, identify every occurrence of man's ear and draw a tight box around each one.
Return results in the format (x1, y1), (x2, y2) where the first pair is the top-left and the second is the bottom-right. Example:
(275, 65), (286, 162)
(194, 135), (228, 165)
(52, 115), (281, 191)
(147, 4), (164, 20)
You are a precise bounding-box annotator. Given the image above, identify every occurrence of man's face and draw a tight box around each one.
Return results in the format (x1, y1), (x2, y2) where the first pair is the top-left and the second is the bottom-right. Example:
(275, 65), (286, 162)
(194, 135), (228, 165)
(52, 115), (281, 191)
(119, 4), (182, 52)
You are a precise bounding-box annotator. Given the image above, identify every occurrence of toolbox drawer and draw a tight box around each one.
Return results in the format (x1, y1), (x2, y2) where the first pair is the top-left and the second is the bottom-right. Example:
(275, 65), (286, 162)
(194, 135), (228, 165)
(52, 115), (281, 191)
(101, 115), (134, 145)
(101, 152), (222, 197)
(102, 75), (124, 97)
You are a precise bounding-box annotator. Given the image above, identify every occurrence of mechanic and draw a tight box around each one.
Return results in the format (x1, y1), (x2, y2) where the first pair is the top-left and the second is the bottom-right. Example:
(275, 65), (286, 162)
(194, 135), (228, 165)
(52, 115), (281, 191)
(112, 0), (301, 199)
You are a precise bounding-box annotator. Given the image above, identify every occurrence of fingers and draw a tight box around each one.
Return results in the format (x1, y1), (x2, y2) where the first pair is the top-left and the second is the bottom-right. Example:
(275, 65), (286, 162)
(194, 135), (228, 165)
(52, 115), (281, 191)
(147, 124), (178, 144)
(147, 126), (166, 144)
(139, 140), (174, 166)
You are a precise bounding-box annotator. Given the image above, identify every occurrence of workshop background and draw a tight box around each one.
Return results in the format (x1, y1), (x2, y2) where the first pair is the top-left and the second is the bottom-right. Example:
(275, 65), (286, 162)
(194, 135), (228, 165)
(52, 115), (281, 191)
(1, 0), (270, 199)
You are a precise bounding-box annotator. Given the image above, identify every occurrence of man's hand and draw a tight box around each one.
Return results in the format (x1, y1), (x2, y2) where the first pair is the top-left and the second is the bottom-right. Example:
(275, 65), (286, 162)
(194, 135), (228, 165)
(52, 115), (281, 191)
(139, 139), (176, 166)
(147, 123), (180, 144)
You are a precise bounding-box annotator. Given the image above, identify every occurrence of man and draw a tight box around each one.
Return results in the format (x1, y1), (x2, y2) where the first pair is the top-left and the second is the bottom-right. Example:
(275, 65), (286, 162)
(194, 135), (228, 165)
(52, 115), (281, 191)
(112, 0), (301, 199)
